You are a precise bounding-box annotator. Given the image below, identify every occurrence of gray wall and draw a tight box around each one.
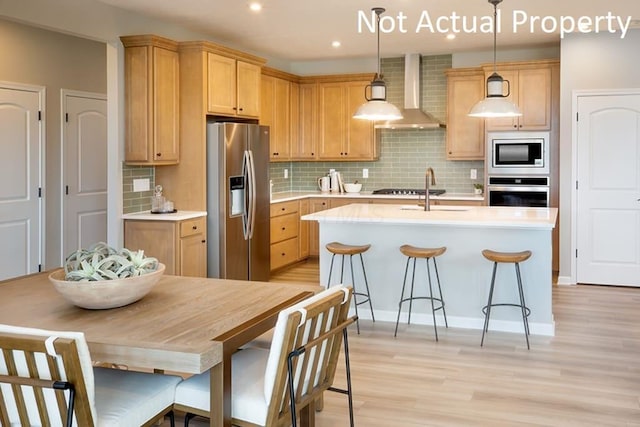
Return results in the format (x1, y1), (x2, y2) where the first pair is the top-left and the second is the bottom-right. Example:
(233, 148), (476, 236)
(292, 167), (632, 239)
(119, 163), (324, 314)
(0, 18), (106, 268)
(558, 29), (640, 283)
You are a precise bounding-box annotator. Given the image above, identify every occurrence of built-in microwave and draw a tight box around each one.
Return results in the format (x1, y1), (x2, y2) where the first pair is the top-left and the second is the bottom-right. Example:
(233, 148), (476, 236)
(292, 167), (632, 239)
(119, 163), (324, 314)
(487, 131), (550, 175)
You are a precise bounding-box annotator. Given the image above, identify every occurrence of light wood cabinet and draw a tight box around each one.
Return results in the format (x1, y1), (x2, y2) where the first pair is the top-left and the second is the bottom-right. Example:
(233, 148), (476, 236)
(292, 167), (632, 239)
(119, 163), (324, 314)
(121, 35), (179, 165)
(207, 52), (261, 118)
(124, 216), (207, 277)
(299, 199), (310, 259)
(308, 198), (329, 256)
(482, 62), (555, 131)
(270, 200), (300, 271)
(317, 80), (376, 160)
(445, 68), (486, 160)
(261, 71), (297, 161)
(294, 83), (317, 160)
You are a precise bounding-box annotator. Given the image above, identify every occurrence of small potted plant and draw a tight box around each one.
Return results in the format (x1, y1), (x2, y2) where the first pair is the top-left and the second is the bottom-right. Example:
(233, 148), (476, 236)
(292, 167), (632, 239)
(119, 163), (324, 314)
(473, 183), (484, 195)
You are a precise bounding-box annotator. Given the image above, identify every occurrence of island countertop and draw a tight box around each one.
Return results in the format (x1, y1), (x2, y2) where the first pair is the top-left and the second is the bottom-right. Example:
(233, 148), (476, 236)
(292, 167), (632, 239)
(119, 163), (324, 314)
(302, 203), (558, 230)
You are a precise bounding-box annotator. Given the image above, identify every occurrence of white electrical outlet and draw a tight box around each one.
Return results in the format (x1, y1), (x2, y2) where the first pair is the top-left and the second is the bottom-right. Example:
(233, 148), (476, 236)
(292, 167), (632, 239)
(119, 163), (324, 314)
(132, 178), (150, 192)
(284, 169), (289, 179)
(470, 169), (477, 180)
(363, 168), (369, 178)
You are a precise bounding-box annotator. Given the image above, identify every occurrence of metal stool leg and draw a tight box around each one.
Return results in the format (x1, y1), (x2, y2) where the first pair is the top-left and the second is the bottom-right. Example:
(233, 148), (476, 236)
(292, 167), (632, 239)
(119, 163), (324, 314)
(407, 257), (417, 325)
(394, 256), (412, 337)
(425, 258), (439, 341)
(359, 253), (375, 322)
(515, 262), (530, 349)
(327, 254), (336, 286)
(433, 258), (448, 328)
(348, 254), (361, 334)
(481, 262), (498, 347)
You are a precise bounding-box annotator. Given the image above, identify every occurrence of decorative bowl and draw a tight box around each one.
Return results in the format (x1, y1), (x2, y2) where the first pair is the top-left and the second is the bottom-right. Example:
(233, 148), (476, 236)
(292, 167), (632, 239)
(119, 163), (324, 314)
(343, 183), (362, 193)
(48, 263), (165, 310)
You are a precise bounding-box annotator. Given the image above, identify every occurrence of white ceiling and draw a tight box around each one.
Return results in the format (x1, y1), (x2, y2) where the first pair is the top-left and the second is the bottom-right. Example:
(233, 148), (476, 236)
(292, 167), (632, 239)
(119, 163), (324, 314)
(93, 0), (640, 61)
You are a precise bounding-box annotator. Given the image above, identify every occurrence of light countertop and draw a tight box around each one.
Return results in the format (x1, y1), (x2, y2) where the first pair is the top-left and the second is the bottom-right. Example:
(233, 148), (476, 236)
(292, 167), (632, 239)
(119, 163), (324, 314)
(271, 191), (484, 203)
(122, 211), (207, 221)
(301, 203), (557, 230)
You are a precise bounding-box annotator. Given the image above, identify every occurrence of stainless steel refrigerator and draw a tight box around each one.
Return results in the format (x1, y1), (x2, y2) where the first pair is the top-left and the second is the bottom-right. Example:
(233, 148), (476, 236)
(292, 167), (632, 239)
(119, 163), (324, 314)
(206, 122), (270, 281)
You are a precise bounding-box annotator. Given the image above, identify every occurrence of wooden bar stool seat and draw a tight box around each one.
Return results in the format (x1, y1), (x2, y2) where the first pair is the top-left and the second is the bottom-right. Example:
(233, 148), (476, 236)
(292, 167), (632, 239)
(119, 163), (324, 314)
(481, 249), (532, 349)
(326, 242), (374, 334)
(394, 244), (448, 341)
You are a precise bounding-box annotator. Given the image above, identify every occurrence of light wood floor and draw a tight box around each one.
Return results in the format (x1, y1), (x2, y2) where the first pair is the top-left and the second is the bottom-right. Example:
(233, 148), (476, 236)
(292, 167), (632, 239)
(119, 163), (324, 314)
(173, 259), (640, 426)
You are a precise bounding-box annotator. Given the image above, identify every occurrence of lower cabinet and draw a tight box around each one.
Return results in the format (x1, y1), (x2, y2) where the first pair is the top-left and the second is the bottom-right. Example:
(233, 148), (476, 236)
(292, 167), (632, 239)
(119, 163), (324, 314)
(270, 200), (301, 271)
(124, 216), (207, 277)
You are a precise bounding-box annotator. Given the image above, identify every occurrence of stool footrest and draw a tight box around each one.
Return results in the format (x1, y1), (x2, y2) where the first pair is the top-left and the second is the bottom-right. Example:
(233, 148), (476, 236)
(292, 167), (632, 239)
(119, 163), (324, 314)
(399, 296), (445, 312)
(482, 303), (531, 318)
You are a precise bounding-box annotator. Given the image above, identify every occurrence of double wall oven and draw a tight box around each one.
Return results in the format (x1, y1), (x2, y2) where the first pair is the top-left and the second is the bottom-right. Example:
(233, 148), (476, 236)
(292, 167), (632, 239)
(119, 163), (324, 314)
(486, 131), (550, 208)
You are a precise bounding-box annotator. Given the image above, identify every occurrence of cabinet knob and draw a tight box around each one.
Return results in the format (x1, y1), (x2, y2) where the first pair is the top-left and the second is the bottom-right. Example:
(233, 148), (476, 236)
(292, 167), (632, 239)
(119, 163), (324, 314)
(201, 239), (206, 243)
(281, 227), (286, 231)
(311, 152), (314, 155)
(156, 152), (162, 157)
(238, 107), (244, 111)
(192, 225), (198, 230)
(513, 125), (518, 128)
(281, 253), (286, 256)
(233, 107), (237, 111)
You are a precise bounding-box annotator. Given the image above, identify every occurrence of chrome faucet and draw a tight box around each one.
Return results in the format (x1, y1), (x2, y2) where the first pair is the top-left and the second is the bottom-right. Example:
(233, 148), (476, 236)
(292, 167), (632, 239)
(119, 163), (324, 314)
(424, 167), (436, 211)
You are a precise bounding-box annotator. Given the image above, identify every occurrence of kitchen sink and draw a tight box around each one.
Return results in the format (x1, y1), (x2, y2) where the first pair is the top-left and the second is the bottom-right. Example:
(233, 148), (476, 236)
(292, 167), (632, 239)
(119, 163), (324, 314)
(399, 205), (470, 212)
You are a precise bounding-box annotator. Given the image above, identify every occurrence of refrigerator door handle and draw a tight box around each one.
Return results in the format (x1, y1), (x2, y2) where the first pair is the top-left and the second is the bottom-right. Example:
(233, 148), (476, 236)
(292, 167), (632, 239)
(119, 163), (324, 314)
(247, 149), (257, 239)
(242, 150), (250, 240)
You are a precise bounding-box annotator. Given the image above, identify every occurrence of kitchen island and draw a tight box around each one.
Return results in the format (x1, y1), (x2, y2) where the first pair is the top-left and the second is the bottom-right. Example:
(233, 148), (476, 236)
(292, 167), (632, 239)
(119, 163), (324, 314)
(302, 203), (558, 336)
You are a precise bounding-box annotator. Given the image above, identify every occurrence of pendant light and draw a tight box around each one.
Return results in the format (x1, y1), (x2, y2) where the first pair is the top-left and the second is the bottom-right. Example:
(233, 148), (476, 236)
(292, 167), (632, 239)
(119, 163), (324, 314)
(468, 0), (522, 118)
(353, 7), (403, 121)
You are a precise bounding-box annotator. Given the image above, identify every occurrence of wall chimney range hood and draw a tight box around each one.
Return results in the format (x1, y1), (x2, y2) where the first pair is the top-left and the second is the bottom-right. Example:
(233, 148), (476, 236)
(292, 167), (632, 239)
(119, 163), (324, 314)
(375, 53), (446, 129)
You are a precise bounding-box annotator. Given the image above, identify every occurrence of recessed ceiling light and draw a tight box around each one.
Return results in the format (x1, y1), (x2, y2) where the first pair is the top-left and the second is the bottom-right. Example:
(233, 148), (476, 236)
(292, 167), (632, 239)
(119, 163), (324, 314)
(446, 33), (456, 40)
(249, 2), (262, 12)
(332, 41), (341, 48)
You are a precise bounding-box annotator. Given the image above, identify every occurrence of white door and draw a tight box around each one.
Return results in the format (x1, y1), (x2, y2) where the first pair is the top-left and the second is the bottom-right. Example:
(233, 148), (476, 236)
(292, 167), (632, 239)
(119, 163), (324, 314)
(0, 84), (43, 280)
(576, 93), (640, 286)
(62, 92), (107, 259)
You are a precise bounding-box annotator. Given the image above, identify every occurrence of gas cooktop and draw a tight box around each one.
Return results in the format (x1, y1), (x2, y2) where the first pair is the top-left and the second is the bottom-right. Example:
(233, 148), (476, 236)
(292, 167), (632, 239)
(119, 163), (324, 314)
(372, 188), (446, 196)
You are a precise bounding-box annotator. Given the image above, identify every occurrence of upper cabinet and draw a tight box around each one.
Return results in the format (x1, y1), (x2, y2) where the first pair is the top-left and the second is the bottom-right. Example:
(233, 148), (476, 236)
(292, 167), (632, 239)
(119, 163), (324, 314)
(482, 61), (557, 131)
(261, 68), (299, 161)
(295, 83), (318, 160)
(121, 35), (179, 165)
(445, 68), (486, 160)
(316, 76), (377, 161)
(207, 52), (261, 118)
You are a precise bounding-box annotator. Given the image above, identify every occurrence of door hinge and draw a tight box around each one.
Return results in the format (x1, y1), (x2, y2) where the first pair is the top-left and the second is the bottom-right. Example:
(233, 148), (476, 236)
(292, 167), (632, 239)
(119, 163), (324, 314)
(65, 185), (69, 195)
(576, 249), (578, 258)
(38, 111), (42, 121)
(575, 180), (579, 190)
(38, 264), (42, 272)
(65, 113), (69, 123)
(38, 187), (42, 198)
(576, 112), (579, 121)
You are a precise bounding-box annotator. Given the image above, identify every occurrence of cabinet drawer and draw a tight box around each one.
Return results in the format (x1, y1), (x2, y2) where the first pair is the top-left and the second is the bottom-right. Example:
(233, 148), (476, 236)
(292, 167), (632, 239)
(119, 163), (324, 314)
(180, 217), (206, 238)
(270, 238), (299, 271)
(270, 213), (298, 243)
(270, 200), (298, 217)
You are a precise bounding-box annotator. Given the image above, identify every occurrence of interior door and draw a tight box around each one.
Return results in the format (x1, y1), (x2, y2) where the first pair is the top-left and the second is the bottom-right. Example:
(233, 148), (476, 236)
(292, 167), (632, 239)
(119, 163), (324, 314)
(0, 84), (42, 280)
(576, 93), (640, 286)
(62, 92), (107, 259)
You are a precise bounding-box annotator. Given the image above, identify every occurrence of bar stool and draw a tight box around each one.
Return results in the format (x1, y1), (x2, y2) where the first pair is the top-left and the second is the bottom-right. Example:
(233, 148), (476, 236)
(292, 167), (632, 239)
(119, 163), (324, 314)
(326, 242), (374, 334)
(394, 245), (448, 341)
(481, 249), (532, 349)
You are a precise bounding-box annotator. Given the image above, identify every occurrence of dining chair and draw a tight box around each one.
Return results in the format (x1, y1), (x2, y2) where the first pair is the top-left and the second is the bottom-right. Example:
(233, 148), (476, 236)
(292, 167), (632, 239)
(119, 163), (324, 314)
(0, 324), (182, 427)
(174, 284), (356, 427)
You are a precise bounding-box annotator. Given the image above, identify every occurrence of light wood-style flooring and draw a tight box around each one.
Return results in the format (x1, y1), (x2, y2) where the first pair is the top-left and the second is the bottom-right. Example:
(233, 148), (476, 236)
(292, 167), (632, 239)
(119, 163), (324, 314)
(172, 258), (640, 426)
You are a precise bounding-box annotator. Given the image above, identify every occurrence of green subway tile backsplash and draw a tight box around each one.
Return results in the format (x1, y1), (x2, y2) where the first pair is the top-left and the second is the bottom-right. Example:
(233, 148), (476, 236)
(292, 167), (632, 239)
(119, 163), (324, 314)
(270, 54), (485, 194)
(122, 164), (155, 214)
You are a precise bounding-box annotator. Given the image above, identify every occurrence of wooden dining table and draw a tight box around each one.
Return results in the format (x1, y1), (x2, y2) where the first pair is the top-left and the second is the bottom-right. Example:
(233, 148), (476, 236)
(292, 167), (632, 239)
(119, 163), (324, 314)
(0, 271), (317, 427)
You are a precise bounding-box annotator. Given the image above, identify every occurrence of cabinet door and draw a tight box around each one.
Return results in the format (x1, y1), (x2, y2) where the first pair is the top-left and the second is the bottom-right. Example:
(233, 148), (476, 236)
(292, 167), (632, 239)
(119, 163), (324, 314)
(299, 199), (309, 259)
(295, 83), (317, 160)
(517, 67), (552, 130)
(309, 198), (328, 256)
(345, 81), (375, 159)
(124, 220), (177, 275)
(317, 83), (346, 159)
(484, 69), (519, 131)
(289, 82), (300, 158)
(180, 233), (207, 277)
(207, 53), (237, 115)
(446, 71), (486, 160)
(153, 46), (180, 162)
(237, 60), (261, 118)
(123, 45), (151, 162)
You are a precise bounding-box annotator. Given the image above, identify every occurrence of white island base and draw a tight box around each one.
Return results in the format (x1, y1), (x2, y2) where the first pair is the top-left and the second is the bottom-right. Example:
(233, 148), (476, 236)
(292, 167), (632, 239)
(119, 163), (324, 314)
(303, 204), (558, 337)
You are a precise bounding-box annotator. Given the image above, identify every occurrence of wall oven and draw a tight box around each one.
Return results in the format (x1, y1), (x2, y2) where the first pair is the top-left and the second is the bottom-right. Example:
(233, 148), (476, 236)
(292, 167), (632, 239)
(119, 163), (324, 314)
(487, 176), (550, 208)
(487, 131), (550, 176)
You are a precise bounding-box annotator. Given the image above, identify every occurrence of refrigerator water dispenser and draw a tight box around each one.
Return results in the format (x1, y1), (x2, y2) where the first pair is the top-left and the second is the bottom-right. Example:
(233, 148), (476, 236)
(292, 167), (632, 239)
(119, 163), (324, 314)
(229, 176), (245, 217)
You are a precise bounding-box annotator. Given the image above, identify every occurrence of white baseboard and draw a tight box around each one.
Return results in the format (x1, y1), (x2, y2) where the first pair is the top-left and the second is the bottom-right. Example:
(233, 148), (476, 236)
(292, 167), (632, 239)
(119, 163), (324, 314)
(556, 275), (575, 286)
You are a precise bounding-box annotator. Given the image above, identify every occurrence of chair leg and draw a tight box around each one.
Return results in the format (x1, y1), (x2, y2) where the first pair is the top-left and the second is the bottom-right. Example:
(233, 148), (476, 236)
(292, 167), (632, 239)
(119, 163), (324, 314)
(515, 262), (531, 350)
(394, 256), (411, 337)
(481, 262), (498, 347)
(408, 257), (417, 325)
(327, 328), (356, 427)
(433, 257), (448, 328)
(359, 253), (375, 322)
(425, 258), (439, 341)
(327, 254), (336, 287)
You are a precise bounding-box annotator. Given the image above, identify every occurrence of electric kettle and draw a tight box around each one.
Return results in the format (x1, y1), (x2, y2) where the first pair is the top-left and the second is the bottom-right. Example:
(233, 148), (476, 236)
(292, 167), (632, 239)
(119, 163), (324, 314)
(318, 176), (330, 192)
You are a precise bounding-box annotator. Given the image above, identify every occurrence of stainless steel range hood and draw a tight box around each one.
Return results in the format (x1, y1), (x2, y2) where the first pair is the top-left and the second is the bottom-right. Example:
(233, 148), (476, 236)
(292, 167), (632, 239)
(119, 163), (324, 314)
(375, 53), (446, 129)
